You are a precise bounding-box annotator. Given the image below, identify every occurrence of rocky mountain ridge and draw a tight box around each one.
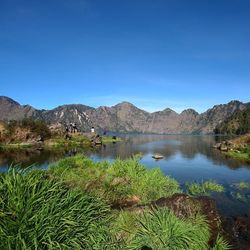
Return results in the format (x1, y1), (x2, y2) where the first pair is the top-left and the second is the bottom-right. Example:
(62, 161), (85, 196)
(0, 96), (249, 134)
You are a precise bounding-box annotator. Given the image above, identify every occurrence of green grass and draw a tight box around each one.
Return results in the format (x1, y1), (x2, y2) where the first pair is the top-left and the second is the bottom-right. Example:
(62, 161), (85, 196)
(186, 180), (225, 196)
(112, 208), (210, 250)
(0, 158), (229, 249)
(48, 155), (181, 204)
(0, 168), (116, 249)
(0, 143), (33, 150)
(45, 134), (91, 148)
(234, 181), (250, 189)
(102, 136), (122, 143)
(226, 145), (250, 160)
(212, 235), (231, 250)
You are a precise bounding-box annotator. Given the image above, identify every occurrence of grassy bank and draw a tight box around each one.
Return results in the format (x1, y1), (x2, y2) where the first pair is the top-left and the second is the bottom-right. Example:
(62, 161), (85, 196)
(0, 143), (34, 150)
(48, 155), (181, 204)
(226, 145), (250, 161)
(0, 156), (229, 249)
(0, 134), (122, 150)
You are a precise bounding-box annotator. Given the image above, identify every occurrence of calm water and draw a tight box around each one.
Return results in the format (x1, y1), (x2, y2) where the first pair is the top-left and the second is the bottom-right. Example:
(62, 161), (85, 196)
(1, 134), (250, 216)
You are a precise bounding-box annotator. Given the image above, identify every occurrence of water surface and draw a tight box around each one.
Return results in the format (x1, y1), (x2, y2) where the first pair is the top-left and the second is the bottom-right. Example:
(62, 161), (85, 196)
(1, 134), (250, 216)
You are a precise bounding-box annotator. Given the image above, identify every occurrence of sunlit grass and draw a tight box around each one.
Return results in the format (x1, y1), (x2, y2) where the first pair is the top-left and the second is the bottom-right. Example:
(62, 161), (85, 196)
(0, 157), (230, 249)
(48, 155), (181, 204)
(186, 180), (224, 196)
(226, 145), (250, 160)
(112, 208), (210, 250)
(212, 235), (231, 250)
(0, 168), (116, 249)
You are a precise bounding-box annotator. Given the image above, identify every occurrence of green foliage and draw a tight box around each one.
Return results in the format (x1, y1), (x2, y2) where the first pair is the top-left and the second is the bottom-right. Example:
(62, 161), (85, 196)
(0, 159), (217, 249)
(226, 146), (250, 160)
(0, 168), (115, 249)
(6, 118), (51, 140)
(186, 180), (224, 196)
(212, 235), (231, 250)
(214, 108), (250, 135)
(49, 155), (181, 204)
(234, 181), (250, 189)
(115, 208), (210, 250)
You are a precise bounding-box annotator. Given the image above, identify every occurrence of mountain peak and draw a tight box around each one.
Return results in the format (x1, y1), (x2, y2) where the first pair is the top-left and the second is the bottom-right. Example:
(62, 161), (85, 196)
(181, 109), (199, 116)
(114, 101), (136, 108)
(0, 96), (20, 106)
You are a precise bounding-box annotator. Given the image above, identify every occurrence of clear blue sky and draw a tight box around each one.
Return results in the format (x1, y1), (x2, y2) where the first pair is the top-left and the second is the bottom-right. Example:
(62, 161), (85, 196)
(0, 0), (249, 113)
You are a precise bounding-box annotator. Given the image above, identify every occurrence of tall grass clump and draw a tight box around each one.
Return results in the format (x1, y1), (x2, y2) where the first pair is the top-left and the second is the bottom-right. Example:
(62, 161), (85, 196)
(49, 155), (181, 204)
(212, 235), (231, 250)
(0, 168), (116, 249)
(186, 180), (224, 196)
(113, 208), (210, 250)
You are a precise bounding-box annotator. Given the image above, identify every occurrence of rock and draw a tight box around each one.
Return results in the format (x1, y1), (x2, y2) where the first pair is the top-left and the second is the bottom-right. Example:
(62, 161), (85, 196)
(152, 154), (164, 160)
(213, 143), (222, 149)
(222, 214), (250, 250)
(220, 145), (228, 151)
(111, 196), (141, 209)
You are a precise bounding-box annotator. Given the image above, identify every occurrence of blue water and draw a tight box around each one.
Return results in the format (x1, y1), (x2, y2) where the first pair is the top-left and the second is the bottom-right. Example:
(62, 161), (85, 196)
(1, 134), (250, 216)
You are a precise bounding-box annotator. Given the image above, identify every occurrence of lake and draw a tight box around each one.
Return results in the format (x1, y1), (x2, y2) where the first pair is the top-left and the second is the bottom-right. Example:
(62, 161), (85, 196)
(1, 134), (250, 217)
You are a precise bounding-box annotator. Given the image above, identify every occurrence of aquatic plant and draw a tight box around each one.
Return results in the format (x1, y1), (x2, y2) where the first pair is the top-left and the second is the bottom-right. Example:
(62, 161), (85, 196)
(186, 180), (224, 196)
(0, 168), (115, 249)
(48, 155), (181, 204)
(234, 181), (250, 189)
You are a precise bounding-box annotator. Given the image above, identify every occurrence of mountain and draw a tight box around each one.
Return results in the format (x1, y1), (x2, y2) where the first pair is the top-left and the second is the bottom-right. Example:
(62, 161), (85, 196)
(214, 105), (250, 135)
(0, 96), (249, 134)
(0, 96), (38, 120)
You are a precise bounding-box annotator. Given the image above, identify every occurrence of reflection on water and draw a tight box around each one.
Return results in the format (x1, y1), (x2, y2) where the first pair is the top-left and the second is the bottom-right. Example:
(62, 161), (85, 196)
(0, 134), (250, 216)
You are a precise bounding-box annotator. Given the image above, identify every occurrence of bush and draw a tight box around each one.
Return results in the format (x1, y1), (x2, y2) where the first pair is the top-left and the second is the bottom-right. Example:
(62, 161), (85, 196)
(5, 118), (51, 140)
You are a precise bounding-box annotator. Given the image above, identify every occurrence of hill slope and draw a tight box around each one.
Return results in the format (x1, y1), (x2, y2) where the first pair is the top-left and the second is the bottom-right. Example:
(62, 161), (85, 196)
(0, 96), (249, 134)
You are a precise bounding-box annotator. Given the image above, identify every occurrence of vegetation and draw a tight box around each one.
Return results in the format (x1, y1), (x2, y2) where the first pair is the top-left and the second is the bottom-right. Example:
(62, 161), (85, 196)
(0, 168), (115, 249)
(5, 118), (51, 141)
(212, 235), (231, 250)
(234, 181), (250, 189)
(45, 133), (91, 148)
(112, 208), (210, 250)
(186, 180), (224, 196)
(0, 156), (230, 249)
(214, 108), (250, 135)
(226, 145), (250, 160)
(0, 119), (121, 150)
(48, 155), (181, 204)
